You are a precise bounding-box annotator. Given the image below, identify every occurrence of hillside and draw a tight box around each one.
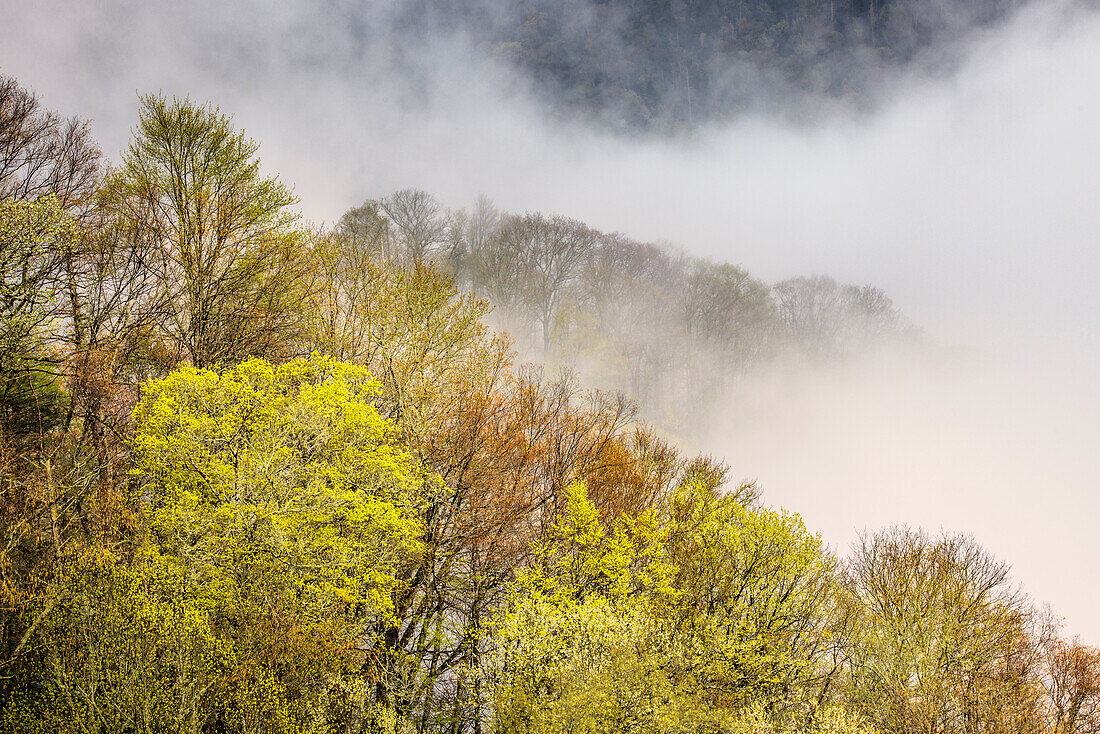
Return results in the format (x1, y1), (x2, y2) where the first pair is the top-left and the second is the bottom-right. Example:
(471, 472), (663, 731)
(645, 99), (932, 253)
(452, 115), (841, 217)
(2, 63), (1097, 734)
(336, 189), (916, 437)
(408, 0), (1027, 130)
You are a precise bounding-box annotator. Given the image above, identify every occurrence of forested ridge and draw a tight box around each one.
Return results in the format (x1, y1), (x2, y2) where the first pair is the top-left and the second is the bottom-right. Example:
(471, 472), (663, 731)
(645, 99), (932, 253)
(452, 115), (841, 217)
(1, 71), (1098, 734)
(405, 0), (1027, 130)
(335, 188), (915, 437)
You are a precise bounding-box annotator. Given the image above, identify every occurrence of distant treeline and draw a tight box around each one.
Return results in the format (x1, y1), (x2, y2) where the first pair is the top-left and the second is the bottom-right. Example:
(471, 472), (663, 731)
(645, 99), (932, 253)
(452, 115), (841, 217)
(2, 73), (1098, 734)
(406, 0), (1026, 130)
(336, 188), (914, 434)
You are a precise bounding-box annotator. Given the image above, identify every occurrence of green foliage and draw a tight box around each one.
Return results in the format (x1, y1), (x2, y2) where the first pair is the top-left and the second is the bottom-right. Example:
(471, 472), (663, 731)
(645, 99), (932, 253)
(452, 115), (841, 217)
(491, 482), (857, 733)
(666, 480), (838, 710)
(27, 550), (225, 733)
(528, 481), (676, 603)
(491, 483), (697, 734)
(131, 354), (426, 622)
(726, 701), (882, 734)
(7, 355), (428, 732)
(0, 195), (77, 434)
(99, 94), (310, 368)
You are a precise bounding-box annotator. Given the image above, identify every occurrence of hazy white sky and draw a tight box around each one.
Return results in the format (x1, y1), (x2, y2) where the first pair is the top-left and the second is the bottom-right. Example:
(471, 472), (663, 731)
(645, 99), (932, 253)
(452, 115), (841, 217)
(3, 0), (1098, 639)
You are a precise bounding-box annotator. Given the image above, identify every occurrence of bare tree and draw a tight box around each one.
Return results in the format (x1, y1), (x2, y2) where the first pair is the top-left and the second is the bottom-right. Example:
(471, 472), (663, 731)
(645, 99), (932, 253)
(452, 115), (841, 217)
(0, 75), (100, 210)
(0, 76), (103, 434)
(382, 188), (448, 263)
(843, 526), (1032, 734)
(774, 275), (904, 355)
(479, 213), (595, 352)
(774, 275), (845, 354)
(450, 194), (500, 290)
(1041, 630), (1100, 734)
(467, 194), (499, 252)
(337, 198), (392, 261)
(679, 259), (777, 364)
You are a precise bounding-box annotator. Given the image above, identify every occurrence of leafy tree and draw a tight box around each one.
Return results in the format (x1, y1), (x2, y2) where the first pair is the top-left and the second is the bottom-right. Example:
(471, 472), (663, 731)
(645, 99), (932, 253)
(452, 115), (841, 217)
(665, 479), (840, 717)
(491, 482), (869, 734)
(98, 95), (311, 368)
(489, 482), (695, 734)
(130, 355), (426, 618)
(15, 355), (428, 732)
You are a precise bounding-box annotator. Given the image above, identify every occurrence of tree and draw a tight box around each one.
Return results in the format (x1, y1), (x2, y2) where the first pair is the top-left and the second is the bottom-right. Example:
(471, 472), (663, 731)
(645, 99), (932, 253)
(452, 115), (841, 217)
(382, 188), (448, 263)
(773, 276), (905, 356)
(491, 481), (875, 734)
(572, 235), (680, 410)
(841, 526), (1032, 734)
(451, 194), (501, 289)
(467, 195), (500, 254)
(679, 260), (776, 361)
(1041, 632), (1100, 733)
(307, 233), (500, 441)
(99, 94), (311, 369)
(471, 213), (595, 352)
(466, 213), (535, 342)
(0, 74), (100, 210)
(0, 74), (103, 435)
(38, 354), (427, 732)
(489, 481), (695, 734)
(0, 196), (77, 434)
(337, 198), (391, 261)
(665, 479), (839, 718)
(774, 275), (846, 354)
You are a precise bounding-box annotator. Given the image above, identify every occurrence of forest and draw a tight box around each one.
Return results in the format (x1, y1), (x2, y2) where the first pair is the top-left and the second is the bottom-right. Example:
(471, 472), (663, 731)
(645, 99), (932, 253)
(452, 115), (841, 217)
(1, 68), (1098, 734)
(407, 0), (1028, 130)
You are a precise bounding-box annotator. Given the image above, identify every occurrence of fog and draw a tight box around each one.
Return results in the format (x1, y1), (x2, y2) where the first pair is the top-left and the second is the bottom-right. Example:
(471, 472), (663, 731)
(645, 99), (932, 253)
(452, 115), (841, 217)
(2, 0), (1098, 639)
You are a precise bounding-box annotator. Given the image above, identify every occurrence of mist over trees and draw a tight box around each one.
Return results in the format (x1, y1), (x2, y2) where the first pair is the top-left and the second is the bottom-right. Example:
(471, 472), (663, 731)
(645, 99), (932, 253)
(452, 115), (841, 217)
(404, 0), (1029, 130)
(336, 186), (913, 436)
(1, 70), (1097, 734)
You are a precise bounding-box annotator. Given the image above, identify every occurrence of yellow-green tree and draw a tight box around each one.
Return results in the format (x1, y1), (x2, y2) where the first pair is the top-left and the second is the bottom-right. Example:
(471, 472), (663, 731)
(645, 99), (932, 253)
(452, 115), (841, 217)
(14, 355), (427, 733)
(98, 95), (311, 369)
(665, 480), (840, 718)
(489, 482), (697, 734)
(490, 482), (868, 734)
(491, 482), (874, 734)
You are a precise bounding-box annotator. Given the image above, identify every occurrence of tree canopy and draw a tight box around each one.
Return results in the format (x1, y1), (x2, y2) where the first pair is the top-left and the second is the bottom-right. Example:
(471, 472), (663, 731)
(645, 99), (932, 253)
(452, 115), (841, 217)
(0, 72), (1094, 734)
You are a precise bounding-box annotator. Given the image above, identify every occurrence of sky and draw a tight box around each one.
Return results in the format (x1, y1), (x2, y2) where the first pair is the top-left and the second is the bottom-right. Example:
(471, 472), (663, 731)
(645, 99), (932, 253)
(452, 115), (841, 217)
(2, 0), (1098, 640)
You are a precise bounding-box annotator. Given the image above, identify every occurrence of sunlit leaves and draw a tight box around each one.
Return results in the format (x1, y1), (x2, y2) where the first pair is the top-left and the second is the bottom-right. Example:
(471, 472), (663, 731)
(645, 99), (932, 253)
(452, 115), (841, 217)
(131, 354), (426, 620)
(30, 354), (435, 731)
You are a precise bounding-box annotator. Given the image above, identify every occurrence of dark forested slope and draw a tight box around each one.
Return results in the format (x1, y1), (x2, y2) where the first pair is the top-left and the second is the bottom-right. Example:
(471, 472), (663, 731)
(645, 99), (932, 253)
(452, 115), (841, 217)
(405, 0), (1027, 130)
